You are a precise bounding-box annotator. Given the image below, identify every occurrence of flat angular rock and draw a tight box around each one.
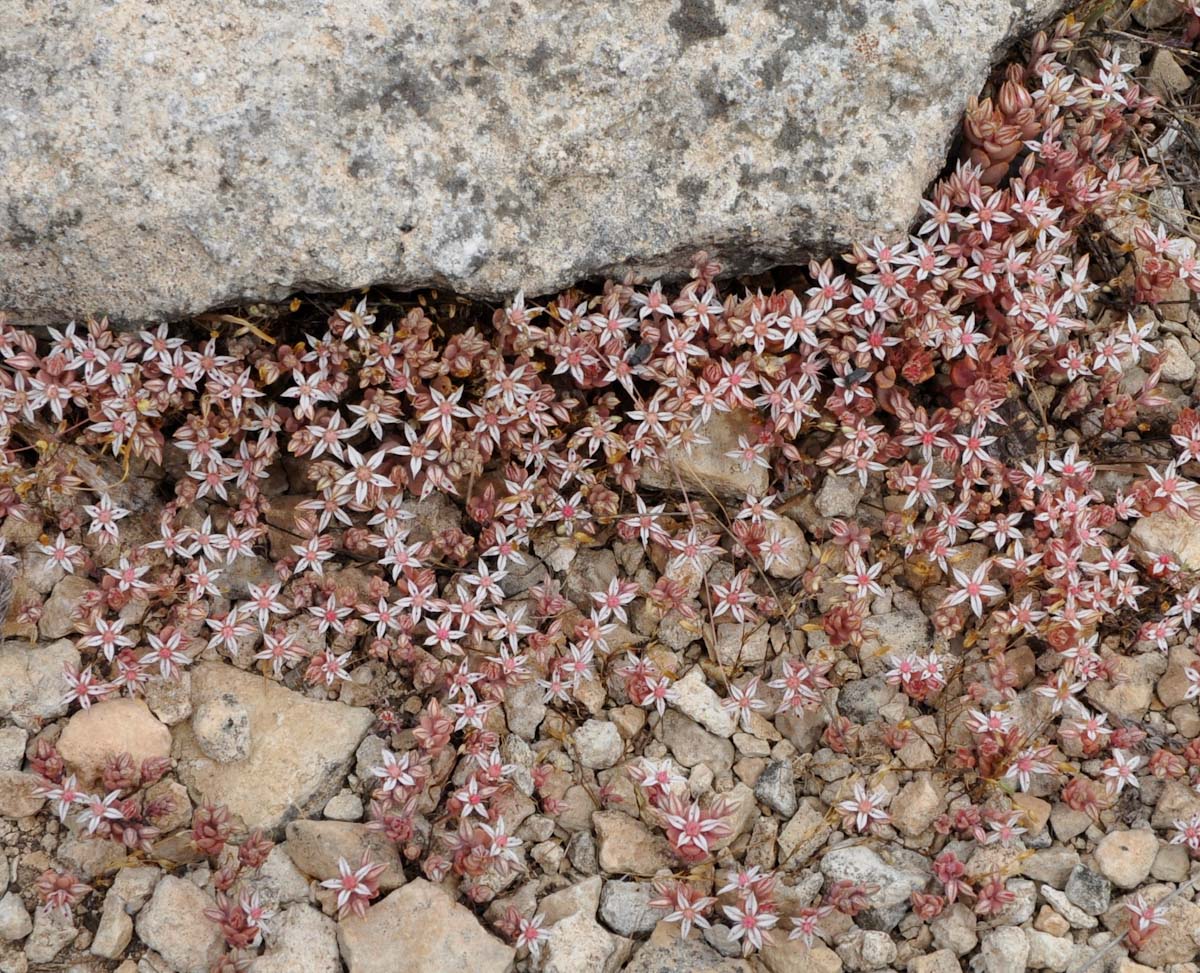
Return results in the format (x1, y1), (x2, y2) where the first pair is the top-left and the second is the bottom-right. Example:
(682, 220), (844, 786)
(173, 662), (374, 833)
(593, 810), (676, 877)
(3, 0), (1062, 324)
(1131, 501), (1200, 572)
(284, 820), (406, 892)
(641, 411), (769, 498)
(250, 903), (341, 973)
(0, 639), (80, 730)
(819, 844), (927, 931)
(336, 879), (515, 973)
(625, 930), (752, 972)
(135, 876), (225, 973)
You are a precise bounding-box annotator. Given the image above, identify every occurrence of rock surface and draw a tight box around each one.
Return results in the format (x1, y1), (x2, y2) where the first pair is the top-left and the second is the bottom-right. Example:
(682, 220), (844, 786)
(2, 0), (1062, 324)
(57, 698), (172, 786)
(0, 639), (80, 729)
(135, 876), (225, 973)
(173, 662), (373, 833)
(250, 904), (341, 973)
(284, 820), (406, 891)
(336, 879), (515, 973)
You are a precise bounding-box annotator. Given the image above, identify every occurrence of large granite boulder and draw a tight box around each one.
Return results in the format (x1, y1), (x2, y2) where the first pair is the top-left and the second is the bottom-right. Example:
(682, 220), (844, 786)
(1, 0), (1062, 323)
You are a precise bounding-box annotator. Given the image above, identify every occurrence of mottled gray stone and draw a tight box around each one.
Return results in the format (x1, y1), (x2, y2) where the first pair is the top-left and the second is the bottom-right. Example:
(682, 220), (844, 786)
(2, 0), (1063, 324)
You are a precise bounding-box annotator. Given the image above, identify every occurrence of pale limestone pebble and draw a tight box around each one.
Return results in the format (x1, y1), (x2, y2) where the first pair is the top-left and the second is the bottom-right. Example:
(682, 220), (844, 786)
(642, 411), (769, 498)
(671, 667), (735, 738)
(1128, 888), (1200, 967)
(566, 831), (599, 875)
(703, 923), (745, 958)
(753, 759), (797, 818)
(135, 877), (225, 973)
(1034, 904), (1070, 938)
(109, 866), (163, 913)
(191, 692), (252, 763)
(1152, 779), (1200, 830)
(572, 675), (608, 716)
(622, 930), (752, 971)
(531, 839), (565, 875)
(543, 908), (632, 973)
(663, 712), (734, 778)
(1133, 0), (1185, 25)
(859, 929), (897, 969)
(58, 698), (172, 786)
(144, 671), (193, 725)
(599, 880), (659, 938)
(709, 783), (759, 853)
(816, 472), (865, 518)
(336, 879), (514, 973)
(573, 718), (624, 770)
(1040, 885), (1097, 929)
(978, 926), (1028, 973)
(1093, 828), (1158, 889)
(593, 810), (675, 877)
(0, 772), (43, 820)
(353, 735), (387, 783)
(1025, 928), (1073, 972)
(910, 949), (963, 973)
(661, 549), (720, 602)
(561, 548), (618, 610)
(764, 516), (811, 579)
(1130, 499), (1200, 572)
(91, 892), (134, 959)
(537, 875), (601, 926)
(1150, 841), (1190, 882)
(57, 828), (129, 879)
(857, 610), (933, 676)
(930, 903), (977, 956)
(38, 574), (95, 639)
(733, 732), (770, 757)
(249, 903), (340, 973)
(284, 820), (405, 892)
(1158, 647), (1198, 708)
(837, 673), (896, 724)
(20, 546), (63, 595)
(0, 729), (25, 773)
(896, 732), (937, 770)
(0, 893), (32, 942)
(322, 790), (364, 821)
(978, 877), (1034, 930)
(145, 778), (192, 833)
(1160, 334), (1197, 382)
(1050, 803), (1092, 842)
(173, 662), (374, 833)
(1020, 846), (1080, 889)
(609, 705), (647, 740)
(557, 783), (599, 832)
(1084, 651), (1165, 720)
(1011, 793), (1052, 834)
(777, 799), (832, 866)
(819, 845), (926, 932)
(23, 906), (74, 963)
(710, 621), (770, 669)
(761, 939), (843, 973)
(891, 774), (944, 838)
(0, 639), (80, 730)
(1169, 701), (1200, 738)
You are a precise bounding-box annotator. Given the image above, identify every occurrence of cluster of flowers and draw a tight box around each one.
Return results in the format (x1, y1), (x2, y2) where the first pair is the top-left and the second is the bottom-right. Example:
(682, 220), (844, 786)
(0, 9), (1197, 966)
